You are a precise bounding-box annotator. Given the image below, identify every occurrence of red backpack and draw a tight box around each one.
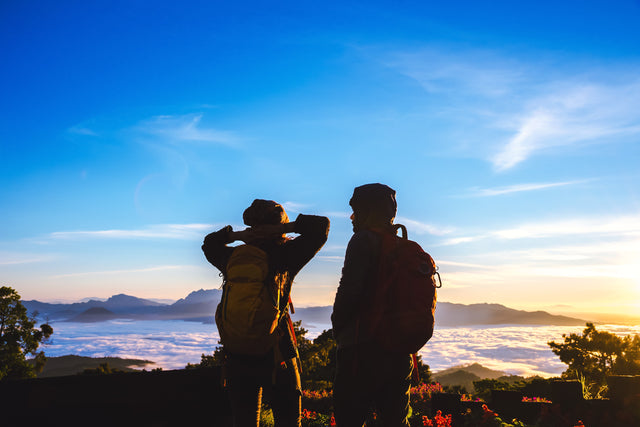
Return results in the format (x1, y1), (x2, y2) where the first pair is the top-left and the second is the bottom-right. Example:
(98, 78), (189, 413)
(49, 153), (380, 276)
(366, 224), (441, 354)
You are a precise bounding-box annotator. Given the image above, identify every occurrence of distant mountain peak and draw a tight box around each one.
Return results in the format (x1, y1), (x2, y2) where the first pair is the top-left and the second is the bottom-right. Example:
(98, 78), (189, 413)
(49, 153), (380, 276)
(173, 288), (222, 305)
(104, 294), (164, 307)
(24, 293), (588, 326)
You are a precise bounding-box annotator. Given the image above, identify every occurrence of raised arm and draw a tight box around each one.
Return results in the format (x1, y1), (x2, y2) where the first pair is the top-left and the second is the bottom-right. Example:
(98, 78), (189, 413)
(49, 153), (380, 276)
(281, 214), (330, 277)
(201, 225), (236, 274)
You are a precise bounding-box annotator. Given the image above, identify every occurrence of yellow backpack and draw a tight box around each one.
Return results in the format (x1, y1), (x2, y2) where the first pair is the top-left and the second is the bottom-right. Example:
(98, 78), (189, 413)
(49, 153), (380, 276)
(215, 244), (283, 355)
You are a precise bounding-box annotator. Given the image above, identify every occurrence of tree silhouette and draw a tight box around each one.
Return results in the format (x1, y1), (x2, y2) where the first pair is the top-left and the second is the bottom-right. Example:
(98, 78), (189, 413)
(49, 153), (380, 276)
(0, 286), (53, 380)
(548, 322), (640, 394)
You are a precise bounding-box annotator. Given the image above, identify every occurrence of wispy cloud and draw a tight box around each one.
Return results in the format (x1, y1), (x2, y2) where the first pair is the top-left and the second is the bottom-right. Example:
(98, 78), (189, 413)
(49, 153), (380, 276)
(317, 255), (345, 262)
(136, 113), (240, 147)
(50, 265), (191, 279)
(396, 216), (455, 236)
(282, 201), (312, 213)
(463, 179), (590, 197)
(384, 47), (525, 98)
(381, 45), (640, 171)
(67, 124), (99, 136)
(438, 237), (640, 293)
(0, 252), (56, 265)
(49, 223), (214, 241)
(492, 81), (640, 171)
(491, 215), (640, 240)
(437, 260), (495, 270)
(325, 211), (351, 219)
(438, 236), (481, 246)
(438, 214), (640, 245)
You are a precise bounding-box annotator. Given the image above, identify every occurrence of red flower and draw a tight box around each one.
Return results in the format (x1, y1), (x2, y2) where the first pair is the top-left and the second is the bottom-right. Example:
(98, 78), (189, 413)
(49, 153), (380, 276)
(422, 411), (452, 427)
(433, 411), (452, 427)
(481, 404), (499, 421)
(301, 409), (318, 420)
(422, 415), (434, 426)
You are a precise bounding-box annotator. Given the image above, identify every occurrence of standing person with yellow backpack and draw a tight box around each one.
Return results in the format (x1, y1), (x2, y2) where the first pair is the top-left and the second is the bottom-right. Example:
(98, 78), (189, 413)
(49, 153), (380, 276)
(202, 199), (330, 427)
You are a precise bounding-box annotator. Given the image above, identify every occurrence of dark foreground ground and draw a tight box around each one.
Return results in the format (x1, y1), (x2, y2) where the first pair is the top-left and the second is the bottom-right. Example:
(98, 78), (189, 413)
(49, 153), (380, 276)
(0, 367), (231, 427)
(2, 368), (639, 427)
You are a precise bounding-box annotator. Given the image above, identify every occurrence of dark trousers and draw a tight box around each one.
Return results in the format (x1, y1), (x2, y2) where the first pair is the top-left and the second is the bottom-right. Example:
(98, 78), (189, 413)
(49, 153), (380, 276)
(226, 354), (302, 427)
(333, 343), (412, 427)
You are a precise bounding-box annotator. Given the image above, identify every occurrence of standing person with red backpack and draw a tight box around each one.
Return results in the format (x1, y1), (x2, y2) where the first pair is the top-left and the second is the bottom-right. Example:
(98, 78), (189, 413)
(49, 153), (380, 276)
(332, 184), (439, 427)
(202, 199), (330, 427)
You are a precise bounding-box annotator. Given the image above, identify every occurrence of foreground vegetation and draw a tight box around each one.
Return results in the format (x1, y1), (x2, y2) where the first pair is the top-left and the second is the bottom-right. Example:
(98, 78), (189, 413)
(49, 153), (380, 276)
(548, 322), (640, 398)
(184, 321), (640, 426)
(0, 286), (53, 380)
(3, 286), (640, 425)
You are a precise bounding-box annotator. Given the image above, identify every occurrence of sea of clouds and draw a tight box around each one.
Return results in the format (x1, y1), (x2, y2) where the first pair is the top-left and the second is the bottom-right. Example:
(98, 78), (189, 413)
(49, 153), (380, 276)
(41, 320), (640, 377)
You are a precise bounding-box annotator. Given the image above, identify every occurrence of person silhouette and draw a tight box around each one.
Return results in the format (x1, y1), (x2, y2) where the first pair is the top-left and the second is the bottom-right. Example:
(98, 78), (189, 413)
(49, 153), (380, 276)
(332, 184), (414, 427)
(203, 199), (329, 427)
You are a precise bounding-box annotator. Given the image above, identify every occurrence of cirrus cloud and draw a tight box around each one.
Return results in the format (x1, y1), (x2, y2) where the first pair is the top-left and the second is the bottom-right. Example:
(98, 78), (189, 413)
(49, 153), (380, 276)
(380, 44), (640, 171)
(49, 223), (215, 241)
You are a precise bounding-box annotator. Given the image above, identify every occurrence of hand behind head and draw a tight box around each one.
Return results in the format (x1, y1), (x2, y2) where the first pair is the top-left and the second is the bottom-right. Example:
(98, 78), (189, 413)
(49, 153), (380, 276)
(232, 223), (293, 243)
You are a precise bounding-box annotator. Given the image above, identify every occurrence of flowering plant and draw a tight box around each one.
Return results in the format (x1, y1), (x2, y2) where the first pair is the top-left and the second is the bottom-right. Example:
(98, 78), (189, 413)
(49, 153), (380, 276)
(522, 396), (552, 403)
(461, 394), (484, 402)
(410, 382), (444, 415)
(302, 389), (332, 399)
(302, 389), (333, 414)
(411, 382), (444, 400)
(301, 409), (336, 427)
(422, 410), (452, 427)
(482, 404), (499, 422)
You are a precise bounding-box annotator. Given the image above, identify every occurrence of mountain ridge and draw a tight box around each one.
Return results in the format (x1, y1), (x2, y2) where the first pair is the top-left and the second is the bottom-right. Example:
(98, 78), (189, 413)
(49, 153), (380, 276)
(24, 289), (591, 326)
(291, 302), (588, 327)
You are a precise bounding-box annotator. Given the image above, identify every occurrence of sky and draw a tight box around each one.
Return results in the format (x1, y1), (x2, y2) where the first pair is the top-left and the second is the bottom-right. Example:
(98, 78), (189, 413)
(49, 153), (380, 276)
(1, 0), (640, 318)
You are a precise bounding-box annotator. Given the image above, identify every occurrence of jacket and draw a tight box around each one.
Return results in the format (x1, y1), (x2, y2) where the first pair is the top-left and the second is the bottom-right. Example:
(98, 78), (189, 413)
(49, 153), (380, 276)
(331, 229), (383, 349)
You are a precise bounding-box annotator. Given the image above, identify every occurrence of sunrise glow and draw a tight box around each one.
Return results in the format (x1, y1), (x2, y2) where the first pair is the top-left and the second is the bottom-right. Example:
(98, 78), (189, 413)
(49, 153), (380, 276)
(1, 1), (639, 323)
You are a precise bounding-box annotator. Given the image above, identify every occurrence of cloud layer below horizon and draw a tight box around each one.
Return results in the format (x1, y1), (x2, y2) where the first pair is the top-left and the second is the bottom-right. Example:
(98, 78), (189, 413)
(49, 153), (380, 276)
(41, 320), (640, 377)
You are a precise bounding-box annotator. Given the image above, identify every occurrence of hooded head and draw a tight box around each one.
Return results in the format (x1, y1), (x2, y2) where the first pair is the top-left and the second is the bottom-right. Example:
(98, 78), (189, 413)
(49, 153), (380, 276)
(243, 199), (289, 227)
(349, 183), (397, 232)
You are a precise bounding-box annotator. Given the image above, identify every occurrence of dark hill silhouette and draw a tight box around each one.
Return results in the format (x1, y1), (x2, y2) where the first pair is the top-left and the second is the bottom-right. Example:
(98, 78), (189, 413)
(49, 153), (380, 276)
(435, 369), (482, 392)
(28, 355), (153, 377)
(172, 288), (221, 306)
(103, 293), (165, 309)
(24, 289), (223, 323)
(68, 307), (120, 322)
(24, 290), (586, 326)
(437, 302), (583, 326)
(291, 302), (587, 327)
(434, 362), (508, 379)
(24, 293), (168, 320)
(159, 288), (222, 323)
(433, 363), (525, 392)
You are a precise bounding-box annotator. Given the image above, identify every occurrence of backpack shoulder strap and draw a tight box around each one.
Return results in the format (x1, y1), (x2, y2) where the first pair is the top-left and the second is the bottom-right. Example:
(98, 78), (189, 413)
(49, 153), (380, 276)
(393, 223), (408, 240)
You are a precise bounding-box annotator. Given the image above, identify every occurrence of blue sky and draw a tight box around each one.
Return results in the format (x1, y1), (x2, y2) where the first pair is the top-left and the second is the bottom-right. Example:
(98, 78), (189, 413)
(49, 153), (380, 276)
(2, 1), (640, 317)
